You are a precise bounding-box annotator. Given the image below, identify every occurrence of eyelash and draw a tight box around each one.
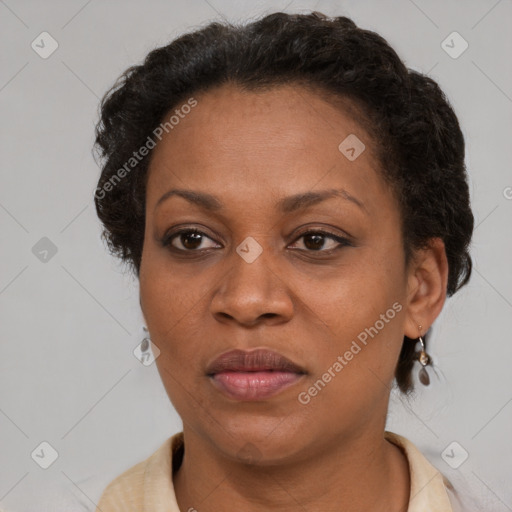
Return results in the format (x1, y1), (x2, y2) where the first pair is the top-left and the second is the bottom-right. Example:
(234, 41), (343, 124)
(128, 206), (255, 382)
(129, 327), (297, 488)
(161, 227), (352, 255)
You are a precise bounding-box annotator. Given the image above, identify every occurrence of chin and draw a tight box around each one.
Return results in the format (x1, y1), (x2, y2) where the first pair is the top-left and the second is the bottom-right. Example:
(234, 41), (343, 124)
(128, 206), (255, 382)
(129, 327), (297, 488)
(199, 410), (314, 465)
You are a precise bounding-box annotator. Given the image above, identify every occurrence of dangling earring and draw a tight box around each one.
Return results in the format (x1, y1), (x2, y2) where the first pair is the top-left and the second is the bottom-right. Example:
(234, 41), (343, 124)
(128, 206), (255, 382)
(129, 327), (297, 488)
(133, 325), (160, 366)
(134, 325), (160, 366)
(416, 325), (432, 386)
(140, 326), (150, 353)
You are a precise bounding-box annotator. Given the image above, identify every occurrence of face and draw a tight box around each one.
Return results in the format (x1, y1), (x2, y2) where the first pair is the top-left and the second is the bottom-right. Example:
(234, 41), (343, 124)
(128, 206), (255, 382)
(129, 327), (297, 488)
(139, 83), (412, 464)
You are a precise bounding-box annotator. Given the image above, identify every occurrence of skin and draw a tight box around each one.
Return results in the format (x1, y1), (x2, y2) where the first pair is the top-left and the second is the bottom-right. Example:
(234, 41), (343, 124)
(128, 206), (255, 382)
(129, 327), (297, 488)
(138, 83), (448, 512)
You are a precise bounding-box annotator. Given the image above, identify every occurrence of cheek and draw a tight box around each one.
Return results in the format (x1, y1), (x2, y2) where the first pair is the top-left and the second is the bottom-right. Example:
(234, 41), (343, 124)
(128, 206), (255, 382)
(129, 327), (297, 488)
(140, 274), (201, 354)
(311, 249), (405, 335)
(299, 247), (407, 395)
(139, 247), (196, 356)
(140, 257), (209, 415)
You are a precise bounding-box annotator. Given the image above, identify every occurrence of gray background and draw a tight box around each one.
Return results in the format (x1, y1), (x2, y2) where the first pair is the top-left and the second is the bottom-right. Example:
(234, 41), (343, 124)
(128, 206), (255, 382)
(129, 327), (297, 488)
(1, 0), (511, 510)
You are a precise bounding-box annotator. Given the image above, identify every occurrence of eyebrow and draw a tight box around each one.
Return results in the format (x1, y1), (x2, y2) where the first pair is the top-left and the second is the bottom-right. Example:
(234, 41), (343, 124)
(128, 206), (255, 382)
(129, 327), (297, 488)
(155, 187), (365, 213)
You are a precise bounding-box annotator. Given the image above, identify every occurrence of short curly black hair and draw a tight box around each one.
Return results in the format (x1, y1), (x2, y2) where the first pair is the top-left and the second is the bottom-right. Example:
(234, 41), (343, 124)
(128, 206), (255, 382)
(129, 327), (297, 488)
(93, 11), (474, 394)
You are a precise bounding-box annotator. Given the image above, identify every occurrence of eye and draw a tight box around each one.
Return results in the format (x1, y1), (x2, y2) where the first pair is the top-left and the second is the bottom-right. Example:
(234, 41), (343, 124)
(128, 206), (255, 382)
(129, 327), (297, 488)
(288, 230), (351, 252)
(162, 227), (351, 254)
(162, 228), (220, 252)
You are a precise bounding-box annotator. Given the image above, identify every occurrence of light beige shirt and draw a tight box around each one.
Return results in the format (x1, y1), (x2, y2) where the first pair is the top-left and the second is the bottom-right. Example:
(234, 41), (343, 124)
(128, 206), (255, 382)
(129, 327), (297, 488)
(95, 431), (463, 511)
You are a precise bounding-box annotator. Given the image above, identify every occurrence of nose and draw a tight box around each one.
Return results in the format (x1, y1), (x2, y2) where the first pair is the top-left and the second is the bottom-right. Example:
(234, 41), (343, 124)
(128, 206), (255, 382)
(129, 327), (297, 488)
(210, 244), (294, 327)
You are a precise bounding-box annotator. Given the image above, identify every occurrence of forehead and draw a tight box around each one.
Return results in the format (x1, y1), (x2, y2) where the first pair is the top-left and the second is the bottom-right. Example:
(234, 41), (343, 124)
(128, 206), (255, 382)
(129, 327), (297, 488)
(146, 83), (387, 215)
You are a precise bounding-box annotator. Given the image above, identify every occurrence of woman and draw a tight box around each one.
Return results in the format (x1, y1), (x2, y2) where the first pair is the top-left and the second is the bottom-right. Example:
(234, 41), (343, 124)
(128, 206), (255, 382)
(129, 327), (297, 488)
(93, 11), (473, 511)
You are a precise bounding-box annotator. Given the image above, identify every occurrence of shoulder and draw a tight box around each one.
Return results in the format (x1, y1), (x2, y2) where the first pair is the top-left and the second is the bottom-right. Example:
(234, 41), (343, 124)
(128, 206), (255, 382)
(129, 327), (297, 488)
(384, 431), (459, 511)
(95, 436), (176, 512)
(94, 457), (147, 512)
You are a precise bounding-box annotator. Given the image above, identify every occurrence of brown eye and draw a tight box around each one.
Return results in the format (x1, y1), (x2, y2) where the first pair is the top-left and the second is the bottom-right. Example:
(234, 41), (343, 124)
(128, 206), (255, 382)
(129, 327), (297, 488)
(289, 230), (350, 252)
(178, 231), (203, 250)
(303, 233), (327, 251)
(163, 228), (220, 252)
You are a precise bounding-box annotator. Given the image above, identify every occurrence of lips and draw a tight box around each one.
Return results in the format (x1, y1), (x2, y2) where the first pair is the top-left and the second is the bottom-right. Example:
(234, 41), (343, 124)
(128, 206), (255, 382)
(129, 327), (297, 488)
(206, 349), (306, 401)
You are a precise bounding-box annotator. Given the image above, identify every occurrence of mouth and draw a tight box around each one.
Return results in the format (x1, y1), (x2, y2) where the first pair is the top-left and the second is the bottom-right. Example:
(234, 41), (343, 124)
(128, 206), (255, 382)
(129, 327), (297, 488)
(206, 348), (307, 401)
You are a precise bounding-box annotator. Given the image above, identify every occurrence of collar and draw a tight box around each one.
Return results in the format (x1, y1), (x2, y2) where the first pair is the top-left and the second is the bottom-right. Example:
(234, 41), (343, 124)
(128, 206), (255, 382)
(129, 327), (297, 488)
(384, 431), (456, 511)
(131, 431), (455, 511)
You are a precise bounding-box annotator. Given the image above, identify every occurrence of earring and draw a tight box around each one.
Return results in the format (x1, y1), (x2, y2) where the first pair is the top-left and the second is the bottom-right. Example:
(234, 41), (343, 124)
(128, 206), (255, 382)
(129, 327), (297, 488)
(416, 325), (432, 386)
(136, 326), (160, 366)
(140, 326), (150, 353)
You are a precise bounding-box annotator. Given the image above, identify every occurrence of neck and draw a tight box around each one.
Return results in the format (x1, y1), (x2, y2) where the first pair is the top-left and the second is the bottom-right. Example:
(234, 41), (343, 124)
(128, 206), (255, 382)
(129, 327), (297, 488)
(173, 427), (410, 512)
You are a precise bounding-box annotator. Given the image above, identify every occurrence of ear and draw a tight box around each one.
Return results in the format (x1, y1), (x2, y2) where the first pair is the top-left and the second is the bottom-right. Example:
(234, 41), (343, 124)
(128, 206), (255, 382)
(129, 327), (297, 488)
(404, 238), (448, 338)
